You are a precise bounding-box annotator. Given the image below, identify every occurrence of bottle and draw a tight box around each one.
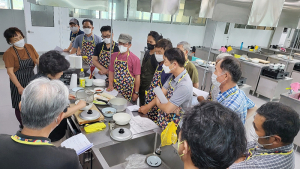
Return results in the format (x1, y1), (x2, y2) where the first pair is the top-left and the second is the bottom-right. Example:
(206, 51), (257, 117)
(79, 68), (85, 88)
(240, 42), (243, 50)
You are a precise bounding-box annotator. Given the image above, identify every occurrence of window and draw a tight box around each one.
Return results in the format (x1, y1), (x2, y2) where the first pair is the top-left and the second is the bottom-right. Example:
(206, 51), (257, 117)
(31, 3), (54, 27)
(70, 9), (99, 19)
(265, 27), (275, 30)
(172, 0), (190, 25)
(0, 0), (10, 9)
(152, 13), (172, 24)
(190, 16), (206, 26)
(234, 24), (246, 29)
(128, 0), (151, 22)
(246, 25), (256, 29)
(224, 22), (230, 34)
(100, 0), (127, 21)
(257, 26), (266, 30)
(12, 0), (23, 10)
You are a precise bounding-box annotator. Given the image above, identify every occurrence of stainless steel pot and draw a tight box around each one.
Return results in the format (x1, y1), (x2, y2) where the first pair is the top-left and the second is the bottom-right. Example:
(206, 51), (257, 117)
(97, 98), (127, 112)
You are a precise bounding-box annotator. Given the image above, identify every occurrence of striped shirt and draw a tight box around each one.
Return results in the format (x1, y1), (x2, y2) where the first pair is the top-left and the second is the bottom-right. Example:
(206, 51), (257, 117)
(230, 141), (295, 169)
(217, 86), (255, 124)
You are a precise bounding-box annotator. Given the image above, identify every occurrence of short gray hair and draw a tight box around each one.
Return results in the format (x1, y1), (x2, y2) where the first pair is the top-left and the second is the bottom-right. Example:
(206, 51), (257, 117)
(21, 78), (69, 129)
(216, 53), (233, 61)
(177, 41), (191, 52)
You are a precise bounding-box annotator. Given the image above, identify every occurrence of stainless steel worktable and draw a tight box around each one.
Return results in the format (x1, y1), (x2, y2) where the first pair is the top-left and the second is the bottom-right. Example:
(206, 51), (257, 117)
(195, 47), (220, 61)
(239, 60), (269, 93)
(256, 75), (293, 101)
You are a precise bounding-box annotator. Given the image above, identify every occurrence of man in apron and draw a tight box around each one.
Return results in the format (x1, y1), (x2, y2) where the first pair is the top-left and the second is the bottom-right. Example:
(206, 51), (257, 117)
(154, 48), (193, 129)
(107, 34), (141, 102)
(92, 25), (119, 78)
(138, 39), (173, 122)
(63, 18), (84, 52)
(70, 19), (102, 67)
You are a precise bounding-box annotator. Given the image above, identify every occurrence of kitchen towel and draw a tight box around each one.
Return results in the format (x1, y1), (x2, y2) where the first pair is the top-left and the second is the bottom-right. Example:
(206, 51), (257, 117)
(69, 73), (77, 89)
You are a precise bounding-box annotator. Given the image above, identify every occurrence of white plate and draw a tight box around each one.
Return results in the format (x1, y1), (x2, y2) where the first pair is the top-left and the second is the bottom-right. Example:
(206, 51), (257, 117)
(92, 87), (104, 93)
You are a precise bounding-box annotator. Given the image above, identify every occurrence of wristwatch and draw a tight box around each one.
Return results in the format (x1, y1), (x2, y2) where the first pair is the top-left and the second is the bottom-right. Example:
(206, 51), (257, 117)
(134, 91), (139, 96)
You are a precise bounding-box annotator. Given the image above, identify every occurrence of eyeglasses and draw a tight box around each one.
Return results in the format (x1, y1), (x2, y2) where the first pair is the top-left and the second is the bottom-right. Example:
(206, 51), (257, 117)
(102, 35), (111, 38)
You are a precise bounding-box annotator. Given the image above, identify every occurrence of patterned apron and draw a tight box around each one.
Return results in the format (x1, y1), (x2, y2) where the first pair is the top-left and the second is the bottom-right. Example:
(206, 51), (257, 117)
(156, 73), (188, 130)
(113, 52), (135, 101)
(144, 66), (163, 122)
(70, 32), (78, 43)
(10, 46), (35, 109)
(81, 35), (95, 67)
(98, 42), (115, 69)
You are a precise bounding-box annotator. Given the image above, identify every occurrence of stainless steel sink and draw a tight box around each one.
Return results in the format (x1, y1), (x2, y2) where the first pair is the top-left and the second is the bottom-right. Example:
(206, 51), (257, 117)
(92, 132), (183, 169)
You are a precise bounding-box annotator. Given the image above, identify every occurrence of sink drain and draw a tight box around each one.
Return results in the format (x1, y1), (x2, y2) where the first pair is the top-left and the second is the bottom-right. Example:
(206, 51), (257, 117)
(146, 155), (162, 167)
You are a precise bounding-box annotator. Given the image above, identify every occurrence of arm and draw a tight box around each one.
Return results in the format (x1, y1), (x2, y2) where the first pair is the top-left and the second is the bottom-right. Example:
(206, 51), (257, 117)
(92, 56), (108, 75)
(7, 67), (24, 95)
(107, 70), (114, 91)
(193, 83), (199, 88)
(70, 47), (77, 54)
(155, 97), (178, 114)
(132, 75), (140, 102)
(64, 42), (73, 52)
(64, 103), (85, 117)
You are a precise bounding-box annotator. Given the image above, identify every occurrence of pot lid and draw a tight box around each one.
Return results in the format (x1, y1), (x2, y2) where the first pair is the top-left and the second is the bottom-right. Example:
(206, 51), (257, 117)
(80, 110), (100, 121)
(110, 128), (132, 141)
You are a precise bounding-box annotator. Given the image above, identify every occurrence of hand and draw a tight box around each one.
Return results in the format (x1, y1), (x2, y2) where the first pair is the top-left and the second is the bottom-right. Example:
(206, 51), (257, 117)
(63, 49), (69, 52)
(132, 93), (138, 102)
(138, 105), (149, 114)
(76, 47), (81, 56)
(17, 86), (24, 95)
(107, 85), (114, 91)
(197, 96), (205, 102)
(69, 94), (76, 100)
(77, 100), (87, 109)
(155, 97), (160, 106)
(174, 107), (181, 116)
(102, 68), (109, 75)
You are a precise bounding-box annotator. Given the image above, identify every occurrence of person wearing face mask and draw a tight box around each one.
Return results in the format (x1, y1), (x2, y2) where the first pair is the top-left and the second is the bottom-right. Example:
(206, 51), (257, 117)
(70, 19), (102, 67)
(153, 48), (193, 129)
(230, 102), (300, 169)
(0, 78), (82, 169)
(107, 34), (141, 102)
(177, 41), (199, 88)
(179, 101), (247, 169)
(138, 39), (172, 121)
(139, 31), (163, 106)
(63, 18), (84, 52)
(211, 56), (255, 124)
(31, 50), (86, 146)
(3, 27), (39, 127)
(92, 26), (119, 78)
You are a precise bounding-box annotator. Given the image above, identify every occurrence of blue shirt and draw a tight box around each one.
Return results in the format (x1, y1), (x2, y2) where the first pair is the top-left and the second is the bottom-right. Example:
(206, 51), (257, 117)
(217, 86), (255, 124)
(69, 29), (84, 41)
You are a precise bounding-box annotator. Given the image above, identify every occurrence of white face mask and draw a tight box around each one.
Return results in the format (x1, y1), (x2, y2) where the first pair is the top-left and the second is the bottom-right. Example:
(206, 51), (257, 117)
(155, 54), (164, 62)
(14, 39), (25, 48)
(83, 28), (92, 35)
(103, 38), (111, 44)
(211, 73), (226, 88)
(70, 26), (78, 33)
(254, 134), (274, 148)
(162, 64), (174, 73)
(119, 45), (128, 53)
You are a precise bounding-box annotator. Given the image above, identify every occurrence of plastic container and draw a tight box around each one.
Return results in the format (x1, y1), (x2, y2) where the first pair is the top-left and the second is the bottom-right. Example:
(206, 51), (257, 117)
(79, 68), (85, 88)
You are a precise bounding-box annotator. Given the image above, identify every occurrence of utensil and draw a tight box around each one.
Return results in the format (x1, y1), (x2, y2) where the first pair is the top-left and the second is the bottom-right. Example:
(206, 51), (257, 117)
(110, 128), (133, 141)
(89, 66), (95, 79)
(75, 100), (93, 111)
(146, 155), (162, 167)
(102, 107), (117, 117)
(97, 98), (127, 112)
(113, 113), (131, 125)
(80, 110), (101, 121)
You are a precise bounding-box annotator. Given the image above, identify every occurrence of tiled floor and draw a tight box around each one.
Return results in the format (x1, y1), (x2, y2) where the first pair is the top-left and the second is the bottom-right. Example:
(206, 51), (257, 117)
(0, 68), (299, 167)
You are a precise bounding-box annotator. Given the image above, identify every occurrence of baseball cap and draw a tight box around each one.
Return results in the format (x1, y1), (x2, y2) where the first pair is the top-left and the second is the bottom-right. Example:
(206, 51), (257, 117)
(69, 18), (79, 25)
(118, 34), (132, 43)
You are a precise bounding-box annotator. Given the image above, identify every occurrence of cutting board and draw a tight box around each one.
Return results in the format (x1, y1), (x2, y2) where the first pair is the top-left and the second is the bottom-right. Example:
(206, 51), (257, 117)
(70, 104), (104, 125)
(252, 58), (270, 64)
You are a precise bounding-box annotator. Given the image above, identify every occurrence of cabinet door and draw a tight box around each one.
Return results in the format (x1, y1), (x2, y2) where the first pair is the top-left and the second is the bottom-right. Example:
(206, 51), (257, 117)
(256, 77), (277, 99)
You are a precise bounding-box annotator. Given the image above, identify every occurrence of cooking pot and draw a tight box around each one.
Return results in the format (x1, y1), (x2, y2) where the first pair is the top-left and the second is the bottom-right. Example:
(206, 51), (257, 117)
(97, 98), (128, 112)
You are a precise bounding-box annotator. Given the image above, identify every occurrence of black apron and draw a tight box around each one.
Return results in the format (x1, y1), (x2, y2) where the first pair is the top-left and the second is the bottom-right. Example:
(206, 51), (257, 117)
(139, 51), (156, 106)
(10, 46), (35, 109)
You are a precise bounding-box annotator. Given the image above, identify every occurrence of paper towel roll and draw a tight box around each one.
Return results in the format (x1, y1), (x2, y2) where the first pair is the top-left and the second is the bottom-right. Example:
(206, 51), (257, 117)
(75, 56), (82, 69)
(70, 73), (77, 89)
(69, 55), (76, 68)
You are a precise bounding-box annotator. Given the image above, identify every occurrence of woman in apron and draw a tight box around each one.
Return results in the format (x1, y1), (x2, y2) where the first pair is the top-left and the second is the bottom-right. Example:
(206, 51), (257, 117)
(139, 31), (163, 106)
(3, 27), (39, 127)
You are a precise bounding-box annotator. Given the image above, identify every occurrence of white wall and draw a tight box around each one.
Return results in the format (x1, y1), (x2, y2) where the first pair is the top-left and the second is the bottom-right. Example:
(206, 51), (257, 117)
(212, 22), (274, 49)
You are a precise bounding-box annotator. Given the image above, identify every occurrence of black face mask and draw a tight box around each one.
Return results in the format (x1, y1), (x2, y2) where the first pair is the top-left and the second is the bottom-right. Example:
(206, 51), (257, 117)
(147, 43), (155, 50)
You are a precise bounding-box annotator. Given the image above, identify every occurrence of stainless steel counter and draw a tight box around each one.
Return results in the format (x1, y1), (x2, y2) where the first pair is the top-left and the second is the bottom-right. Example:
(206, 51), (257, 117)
(195, 47), (220, 61)
(267, 55), (300, 74)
